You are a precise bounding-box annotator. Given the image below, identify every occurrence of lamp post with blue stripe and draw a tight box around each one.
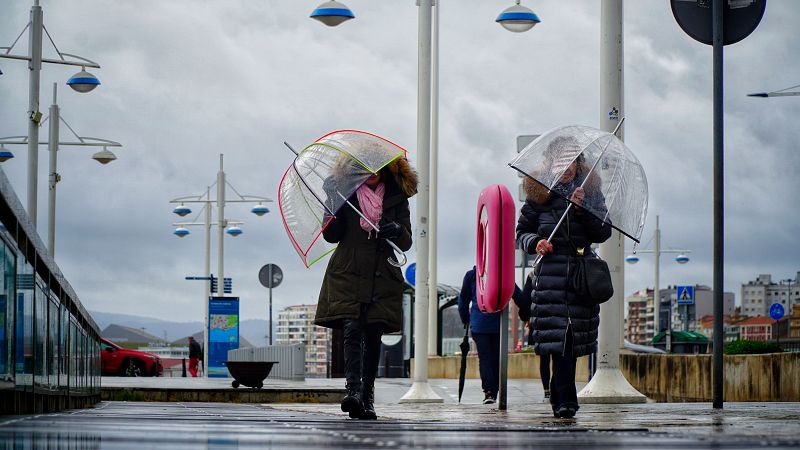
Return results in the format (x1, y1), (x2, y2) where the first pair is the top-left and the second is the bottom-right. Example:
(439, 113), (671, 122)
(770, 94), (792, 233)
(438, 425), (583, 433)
(170, 155), (273, 376)
(0, 0), (103, 227)
(625, 215), (691, 352)
(0, 82), (122, 257)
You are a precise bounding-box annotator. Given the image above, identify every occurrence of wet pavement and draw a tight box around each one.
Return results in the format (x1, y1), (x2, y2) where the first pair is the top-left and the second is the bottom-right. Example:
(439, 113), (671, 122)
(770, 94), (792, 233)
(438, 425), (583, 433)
(2, 378), (799, 449)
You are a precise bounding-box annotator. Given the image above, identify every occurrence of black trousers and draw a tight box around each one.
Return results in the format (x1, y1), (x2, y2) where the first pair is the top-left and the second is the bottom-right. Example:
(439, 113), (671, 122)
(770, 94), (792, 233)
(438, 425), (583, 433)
(539, 354), (551, 391)
(472, 333), (500, 394)
(342, 319), (384, 388)
(549, 328), (578, 412)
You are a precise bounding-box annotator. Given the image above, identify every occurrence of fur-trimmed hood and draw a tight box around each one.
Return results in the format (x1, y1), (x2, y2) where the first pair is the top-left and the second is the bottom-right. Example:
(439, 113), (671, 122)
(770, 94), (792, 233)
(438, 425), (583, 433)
(522, 161), (602, 205)
(385, 157), (418, 198)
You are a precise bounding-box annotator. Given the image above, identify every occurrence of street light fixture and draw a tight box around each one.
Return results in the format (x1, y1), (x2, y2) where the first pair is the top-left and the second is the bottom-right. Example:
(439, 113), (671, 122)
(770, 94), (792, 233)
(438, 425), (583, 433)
(0, 0), (103, 226)
(496, 0), (541, 33)
(0, 145), (14, 163)
(91, 146), (117, 165)
(0, 83), (122, 257)
(66, 68), (101, 93)
(310, 1), (355, 27)
(625, 215), (691, 352)
(747, 83), (800, 98)
(169, 154), (272, 376)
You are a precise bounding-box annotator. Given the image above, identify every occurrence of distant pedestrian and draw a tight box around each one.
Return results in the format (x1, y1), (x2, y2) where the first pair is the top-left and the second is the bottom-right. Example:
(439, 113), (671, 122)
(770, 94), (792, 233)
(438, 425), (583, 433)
(516, 139), (612, 419)
(188, 336), (202, 378)
(457, 266), (524, 404)
(314, 157), (417, 420)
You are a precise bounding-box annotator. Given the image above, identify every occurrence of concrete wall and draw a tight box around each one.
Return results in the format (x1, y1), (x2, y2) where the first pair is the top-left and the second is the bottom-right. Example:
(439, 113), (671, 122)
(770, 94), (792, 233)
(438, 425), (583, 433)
(415, 353), (591, 383)
(621, 353), (799, 402)
(415, 352), (800, 402)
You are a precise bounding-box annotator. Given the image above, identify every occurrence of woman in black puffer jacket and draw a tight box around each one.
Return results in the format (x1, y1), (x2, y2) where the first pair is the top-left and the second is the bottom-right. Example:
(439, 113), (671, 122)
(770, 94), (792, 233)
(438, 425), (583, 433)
(516, 145), (612, 419)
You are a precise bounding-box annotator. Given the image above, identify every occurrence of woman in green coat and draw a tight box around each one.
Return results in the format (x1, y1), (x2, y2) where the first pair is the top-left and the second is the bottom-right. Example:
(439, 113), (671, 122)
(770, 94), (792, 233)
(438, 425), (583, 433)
(315, 157), (417, 420)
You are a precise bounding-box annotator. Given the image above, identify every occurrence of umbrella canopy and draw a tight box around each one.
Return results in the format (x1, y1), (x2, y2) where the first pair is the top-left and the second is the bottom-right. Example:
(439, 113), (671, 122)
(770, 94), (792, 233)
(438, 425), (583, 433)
(279, 130), (408, 267)
(509, 124), (648, 243)
(458, 326), (470, 403)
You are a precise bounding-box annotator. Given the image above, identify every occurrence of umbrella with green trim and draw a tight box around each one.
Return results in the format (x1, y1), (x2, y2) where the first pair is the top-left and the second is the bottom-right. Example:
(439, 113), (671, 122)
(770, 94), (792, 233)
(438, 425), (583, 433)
(279, 130), (409, 268)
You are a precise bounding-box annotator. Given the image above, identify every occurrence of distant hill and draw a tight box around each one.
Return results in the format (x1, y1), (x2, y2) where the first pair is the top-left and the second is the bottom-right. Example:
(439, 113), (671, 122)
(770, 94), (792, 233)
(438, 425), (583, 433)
(90, 310), (273, 347)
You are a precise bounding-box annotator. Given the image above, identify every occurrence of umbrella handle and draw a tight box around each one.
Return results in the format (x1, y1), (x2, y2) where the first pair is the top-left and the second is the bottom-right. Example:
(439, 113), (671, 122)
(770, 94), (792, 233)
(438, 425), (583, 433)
(385, 239), (407, 267)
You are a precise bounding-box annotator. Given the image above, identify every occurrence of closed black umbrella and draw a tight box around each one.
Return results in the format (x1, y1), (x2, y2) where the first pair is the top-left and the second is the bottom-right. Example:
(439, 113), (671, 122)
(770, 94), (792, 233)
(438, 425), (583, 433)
(458, 325), (470, 403)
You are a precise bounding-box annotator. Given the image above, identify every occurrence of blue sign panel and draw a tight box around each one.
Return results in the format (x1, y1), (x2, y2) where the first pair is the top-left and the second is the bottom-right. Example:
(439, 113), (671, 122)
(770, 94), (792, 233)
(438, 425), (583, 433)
(207, 297), (240, 378)
(405, 262), (416, 286)
(769, 303), (785, 321)
(676, 285), (695, 305)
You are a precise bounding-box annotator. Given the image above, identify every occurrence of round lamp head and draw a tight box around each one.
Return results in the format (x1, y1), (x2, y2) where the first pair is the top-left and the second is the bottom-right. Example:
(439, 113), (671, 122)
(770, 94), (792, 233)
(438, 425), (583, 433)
(310, 1), (354, 27)
(496, 2), (540, 33)
(0, 146), (14, 163)
(67, 69), (101, 93)
(92, 147), (117, 164)
(251, 204), (270, 216)
(226, 225), (243, 237)
(173, 205), (192, 217)
(173, 227), (190, 238)
(675, 254), (690, 264)
(625, 254), (640, 264)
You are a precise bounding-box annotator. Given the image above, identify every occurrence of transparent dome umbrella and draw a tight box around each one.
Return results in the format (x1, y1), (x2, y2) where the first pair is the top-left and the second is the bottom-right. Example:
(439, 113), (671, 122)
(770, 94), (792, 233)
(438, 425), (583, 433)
(279, 130), (410, 268)
(508, 121), (648, 266)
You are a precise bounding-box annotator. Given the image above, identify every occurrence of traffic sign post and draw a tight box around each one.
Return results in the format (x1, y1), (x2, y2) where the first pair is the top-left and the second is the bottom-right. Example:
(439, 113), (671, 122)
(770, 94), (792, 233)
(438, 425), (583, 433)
(258, 264), (283, 346)
(676, 285), (695, 332)
(671, 0), (767, 410)
(770, 303), (785, 349)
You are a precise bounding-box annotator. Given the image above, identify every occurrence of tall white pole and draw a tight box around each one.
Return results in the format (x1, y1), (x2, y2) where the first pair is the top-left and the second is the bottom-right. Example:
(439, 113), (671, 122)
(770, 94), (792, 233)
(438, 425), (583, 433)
(400, 0), (442, 403)
(204, 187), (212, 377)
(47, 83), (59, 256)
(427, 0), (439, 357)
(28, 2), (44, 226)
(579, 0), (645, 404)
(217, 154), (225, 288)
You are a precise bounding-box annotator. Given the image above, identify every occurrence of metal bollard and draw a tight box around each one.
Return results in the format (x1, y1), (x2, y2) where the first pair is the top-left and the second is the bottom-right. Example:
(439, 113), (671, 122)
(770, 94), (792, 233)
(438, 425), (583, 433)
(182, 358), (187, 377)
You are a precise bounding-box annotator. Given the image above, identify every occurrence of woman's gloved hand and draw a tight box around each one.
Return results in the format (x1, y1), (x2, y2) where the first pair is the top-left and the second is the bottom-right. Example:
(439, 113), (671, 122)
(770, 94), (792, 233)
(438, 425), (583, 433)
(378, 221), (402, 239)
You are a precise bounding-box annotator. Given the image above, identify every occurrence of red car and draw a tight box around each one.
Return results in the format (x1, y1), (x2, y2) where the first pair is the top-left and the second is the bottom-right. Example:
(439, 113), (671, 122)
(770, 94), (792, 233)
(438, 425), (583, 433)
(100, 338), (163, 377)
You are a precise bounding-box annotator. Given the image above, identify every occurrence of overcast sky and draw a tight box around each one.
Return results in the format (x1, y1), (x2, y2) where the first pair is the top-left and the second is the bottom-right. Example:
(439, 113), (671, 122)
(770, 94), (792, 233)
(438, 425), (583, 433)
(1, 1), (798, 325)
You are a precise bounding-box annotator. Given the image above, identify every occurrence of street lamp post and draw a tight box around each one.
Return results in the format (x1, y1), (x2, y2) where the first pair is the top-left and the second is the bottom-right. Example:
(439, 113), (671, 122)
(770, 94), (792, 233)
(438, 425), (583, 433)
(170, 154), (272, 376)
(0, 82), (122, 257)
(0, 0), (102, 226)
(625, 215), (691, 352)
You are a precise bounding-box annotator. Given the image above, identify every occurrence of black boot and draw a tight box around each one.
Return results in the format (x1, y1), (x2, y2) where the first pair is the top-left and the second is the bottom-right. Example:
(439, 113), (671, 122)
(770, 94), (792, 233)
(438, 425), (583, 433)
(359, 384), (376, 420)
(341, 382), (364, 419)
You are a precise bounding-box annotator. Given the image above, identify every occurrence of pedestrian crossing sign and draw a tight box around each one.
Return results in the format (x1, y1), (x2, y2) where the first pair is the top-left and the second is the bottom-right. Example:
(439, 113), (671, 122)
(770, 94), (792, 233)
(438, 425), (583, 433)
(677, 285), (694, 305)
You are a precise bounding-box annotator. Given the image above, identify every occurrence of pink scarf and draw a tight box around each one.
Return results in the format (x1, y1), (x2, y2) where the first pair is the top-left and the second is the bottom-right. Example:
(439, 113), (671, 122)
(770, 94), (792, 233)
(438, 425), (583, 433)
(356, 182), (385, 238)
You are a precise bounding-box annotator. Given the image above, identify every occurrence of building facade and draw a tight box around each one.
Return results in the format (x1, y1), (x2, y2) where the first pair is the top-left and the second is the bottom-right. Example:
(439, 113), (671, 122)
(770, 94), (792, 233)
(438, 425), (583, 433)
(737, 316), (775, 342)
(626, 285), (734, 345)
(741, 273), (800, 317)
(276, 304), (330, 377)
(0, 169), (101, 413)
(625, 289), (654, 345)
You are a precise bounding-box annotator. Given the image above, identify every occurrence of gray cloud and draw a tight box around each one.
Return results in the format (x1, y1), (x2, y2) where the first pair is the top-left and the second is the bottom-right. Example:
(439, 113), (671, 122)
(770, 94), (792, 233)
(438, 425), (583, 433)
(1, 1), (798, 323)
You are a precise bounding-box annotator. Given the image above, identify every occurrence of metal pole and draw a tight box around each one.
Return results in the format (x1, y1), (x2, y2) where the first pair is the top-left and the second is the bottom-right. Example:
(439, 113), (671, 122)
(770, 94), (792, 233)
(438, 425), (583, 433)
(217, 154), (225, 289)
(47, 83), (59, 256)
(269, 265), (273, 346)
(498, 305), (509, 410)
(27, 2), (44, 226)
(579, 0), (645, 404)
(427, 0), (439, 357)
(656, 216), (667, 351)
(712, 0), (724, 410)
(399, 0), (441, 403)
(203, 187), (211, 377)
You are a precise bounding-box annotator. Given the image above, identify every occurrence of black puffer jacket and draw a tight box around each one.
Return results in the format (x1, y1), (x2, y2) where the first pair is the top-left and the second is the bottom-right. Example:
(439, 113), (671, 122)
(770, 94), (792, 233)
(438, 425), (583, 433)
(516, 177), (612, 357)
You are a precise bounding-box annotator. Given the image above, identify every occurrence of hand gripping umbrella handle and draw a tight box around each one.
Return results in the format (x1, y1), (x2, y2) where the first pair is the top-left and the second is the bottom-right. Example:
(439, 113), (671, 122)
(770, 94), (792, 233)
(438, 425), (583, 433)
(530, 119), (626, 269)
